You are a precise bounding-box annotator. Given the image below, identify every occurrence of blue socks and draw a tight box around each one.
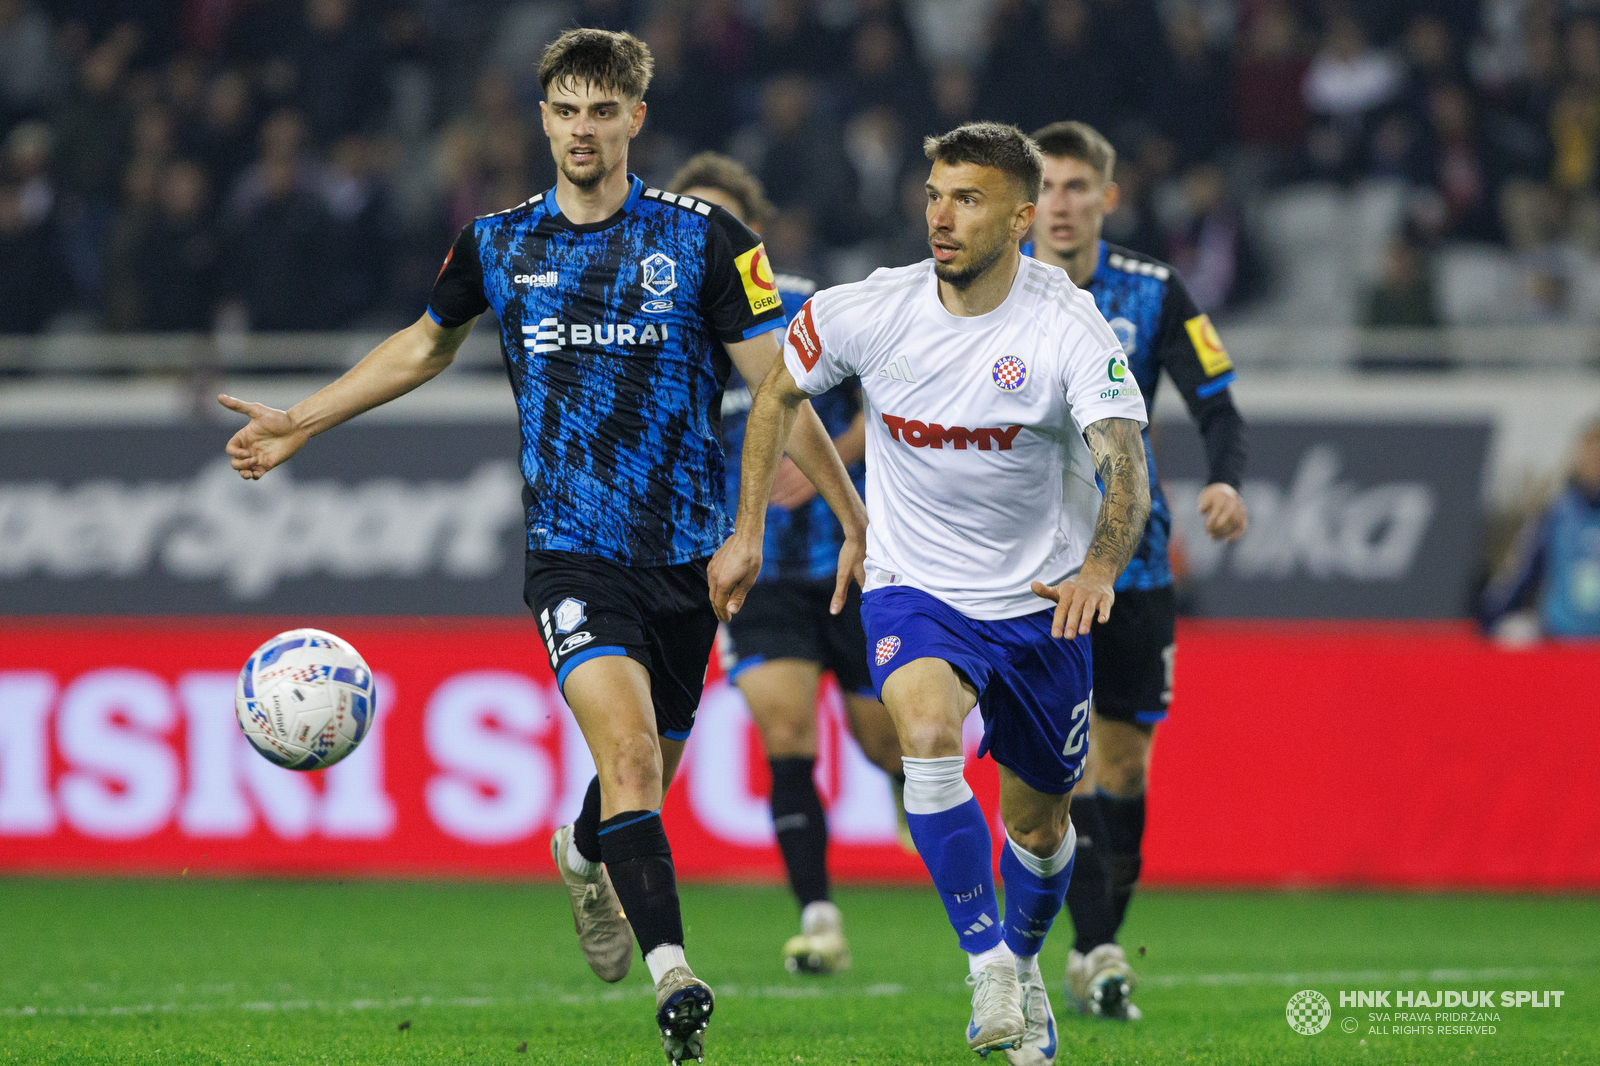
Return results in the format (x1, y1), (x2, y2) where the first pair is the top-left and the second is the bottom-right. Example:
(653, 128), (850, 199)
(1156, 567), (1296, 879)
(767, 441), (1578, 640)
(1001, 823), (1076, 958)
(902, 756), (1002, 953)
(903, 756), (1079, 961)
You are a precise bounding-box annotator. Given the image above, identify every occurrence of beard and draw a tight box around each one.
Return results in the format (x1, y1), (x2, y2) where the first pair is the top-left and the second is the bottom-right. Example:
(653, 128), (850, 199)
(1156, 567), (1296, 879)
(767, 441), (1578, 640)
(558, 146), (614, 190)
(932, 231), (1009, 290)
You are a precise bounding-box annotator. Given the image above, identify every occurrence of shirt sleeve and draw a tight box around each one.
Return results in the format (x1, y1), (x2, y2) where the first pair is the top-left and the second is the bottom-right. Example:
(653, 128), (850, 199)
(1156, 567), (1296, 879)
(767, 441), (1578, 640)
(426, 223), (488, 327)
(1059, 289), (1149, 435)
(1155, 272), (1248, 487)
(780, 295), (855, 395)
(700, 206), (788, 343)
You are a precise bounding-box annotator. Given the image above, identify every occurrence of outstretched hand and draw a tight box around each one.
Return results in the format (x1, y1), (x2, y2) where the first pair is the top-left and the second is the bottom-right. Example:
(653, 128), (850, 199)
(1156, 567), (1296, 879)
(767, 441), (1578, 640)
(218, 394), (306, 480)
(1032, 571), (1116, 639)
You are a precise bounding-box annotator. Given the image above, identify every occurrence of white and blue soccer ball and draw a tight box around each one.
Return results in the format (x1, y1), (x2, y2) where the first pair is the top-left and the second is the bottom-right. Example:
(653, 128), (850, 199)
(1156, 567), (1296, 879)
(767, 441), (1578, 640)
(235, 628), (377, 771)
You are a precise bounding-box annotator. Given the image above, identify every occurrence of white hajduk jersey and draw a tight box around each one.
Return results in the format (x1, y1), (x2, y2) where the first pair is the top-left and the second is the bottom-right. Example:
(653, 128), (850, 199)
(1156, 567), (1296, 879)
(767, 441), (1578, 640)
(782, 256), (1148, 619)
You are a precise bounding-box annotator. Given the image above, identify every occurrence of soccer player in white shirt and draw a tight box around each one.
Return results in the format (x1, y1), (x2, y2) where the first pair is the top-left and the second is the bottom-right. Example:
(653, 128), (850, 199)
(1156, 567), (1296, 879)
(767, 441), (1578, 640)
(710, 123), (1151, 1063)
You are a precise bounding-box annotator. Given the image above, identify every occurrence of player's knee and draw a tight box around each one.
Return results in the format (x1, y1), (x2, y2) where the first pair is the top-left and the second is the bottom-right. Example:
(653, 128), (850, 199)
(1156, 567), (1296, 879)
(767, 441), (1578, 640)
(600, 735), (663, 800)
(1002, 811), (1069, 858)
(1096, 753), (1147, 797)
(757, 715), (816, 758)
(895, 717), (962, 759)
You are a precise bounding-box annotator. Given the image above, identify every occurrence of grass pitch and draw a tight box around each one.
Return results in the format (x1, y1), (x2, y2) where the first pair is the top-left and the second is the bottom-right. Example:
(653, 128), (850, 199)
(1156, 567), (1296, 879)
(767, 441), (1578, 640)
(0, 879), (1593, 1065)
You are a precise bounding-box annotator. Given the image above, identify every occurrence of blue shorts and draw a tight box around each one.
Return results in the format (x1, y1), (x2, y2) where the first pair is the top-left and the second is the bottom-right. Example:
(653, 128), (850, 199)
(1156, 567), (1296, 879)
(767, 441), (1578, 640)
(861, 586), (1091, 795)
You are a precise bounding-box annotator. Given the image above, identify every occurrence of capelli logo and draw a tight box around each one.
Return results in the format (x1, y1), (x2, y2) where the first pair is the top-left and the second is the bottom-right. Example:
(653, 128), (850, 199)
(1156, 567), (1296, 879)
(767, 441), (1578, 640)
(514, 272), (559, 287)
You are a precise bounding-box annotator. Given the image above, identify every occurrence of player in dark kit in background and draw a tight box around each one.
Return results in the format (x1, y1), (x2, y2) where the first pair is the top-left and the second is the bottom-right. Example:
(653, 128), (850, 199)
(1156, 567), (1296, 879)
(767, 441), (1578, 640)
(218, 29), (867, 1064)
(667, 153), (907, 976)
(1023, 121), (1250, 1021)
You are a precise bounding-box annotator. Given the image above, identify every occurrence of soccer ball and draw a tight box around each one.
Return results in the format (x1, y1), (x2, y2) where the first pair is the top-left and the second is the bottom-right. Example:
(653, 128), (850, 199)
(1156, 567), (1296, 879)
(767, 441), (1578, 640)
(235, 628), (377, 771)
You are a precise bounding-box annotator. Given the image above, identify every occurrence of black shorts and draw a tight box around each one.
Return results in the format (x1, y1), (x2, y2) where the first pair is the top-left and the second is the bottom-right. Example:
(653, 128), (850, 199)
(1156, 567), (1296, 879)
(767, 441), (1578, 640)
(524, 550), (718, 741)
(1091, 585), (1176, 728)
(723, 579), (874, 696)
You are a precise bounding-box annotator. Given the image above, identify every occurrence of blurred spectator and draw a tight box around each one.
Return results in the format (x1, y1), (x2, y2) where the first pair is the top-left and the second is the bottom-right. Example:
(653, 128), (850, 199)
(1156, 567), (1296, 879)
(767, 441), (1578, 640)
(187, 68), (257, 199)
(292, 0), (386, 143)
(1154, 6), (1231, 167)
(1232, 3), (1311, 156)
(0, 0), (61, 127)
(882, 168), (931, 267)
(1362, 236), (1439, 327)
(751, 0), (837, 77)
(734, 75), (856, 245)
(1481, 417), (1600, 639)
(1421, 83), (1498, 242)
(6, 0), (1600, 332)
(844, 105), (912, 239)
(841, 18), (934, 133)
(1303, 13), (1404, 180)
(979, 0), (1117, 137)
(930, 63), (976, 131)
(323, 135), (391, 324)
(1100, 155), (1164, 258)
(640, 11), (724, 154)
(1164, 163), (1253, 312)
(222, 135), (336, 331)
(139, 159), (219, 331)
(0, 178), (70, 331)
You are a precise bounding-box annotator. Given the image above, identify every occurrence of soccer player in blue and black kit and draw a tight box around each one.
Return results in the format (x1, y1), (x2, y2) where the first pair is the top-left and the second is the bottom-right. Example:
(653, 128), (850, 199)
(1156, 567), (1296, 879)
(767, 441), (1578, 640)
(218, 29), (867, 1063)
(1023, 122), (1250, 1022)
(668, 153), (906, 977)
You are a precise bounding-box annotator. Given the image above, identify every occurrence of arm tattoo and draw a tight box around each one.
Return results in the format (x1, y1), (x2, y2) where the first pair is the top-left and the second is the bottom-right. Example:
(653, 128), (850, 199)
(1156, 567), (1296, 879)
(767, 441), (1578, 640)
(1082, 417), (1152, 578)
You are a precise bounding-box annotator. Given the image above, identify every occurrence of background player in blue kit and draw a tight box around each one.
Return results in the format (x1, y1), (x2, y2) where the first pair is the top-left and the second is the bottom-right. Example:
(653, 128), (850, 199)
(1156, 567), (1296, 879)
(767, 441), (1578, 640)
(1023, 121), (1250, 1021)
(668, 153), (907, 976)
(218, 29), (867, 1064)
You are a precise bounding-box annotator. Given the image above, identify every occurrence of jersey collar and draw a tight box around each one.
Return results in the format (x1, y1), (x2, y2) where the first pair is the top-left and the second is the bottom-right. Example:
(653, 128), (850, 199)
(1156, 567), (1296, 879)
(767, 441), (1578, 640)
(541, 174), (645, 231)
(924, 253), (1031, 332)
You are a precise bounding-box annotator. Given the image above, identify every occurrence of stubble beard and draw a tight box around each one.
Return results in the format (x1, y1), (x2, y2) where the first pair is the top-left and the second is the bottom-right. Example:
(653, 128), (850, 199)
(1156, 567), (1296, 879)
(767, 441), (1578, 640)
(559, 147), (615, 191)
(932, 232), (1009, 290)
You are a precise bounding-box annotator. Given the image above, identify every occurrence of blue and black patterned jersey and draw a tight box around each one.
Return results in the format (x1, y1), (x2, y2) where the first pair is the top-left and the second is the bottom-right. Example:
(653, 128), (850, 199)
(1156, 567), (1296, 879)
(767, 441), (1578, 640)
(721, 275), (867, 583)
(1023, 239), (1245, 591)
(428, 176), (786, 566)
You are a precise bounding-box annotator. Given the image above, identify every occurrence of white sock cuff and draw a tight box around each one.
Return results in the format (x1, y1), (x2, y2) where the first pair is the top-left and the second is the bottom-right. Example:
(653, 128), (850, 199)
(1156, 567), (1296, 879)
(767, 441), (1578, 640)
(1005, 821), (1076, 878)
(900, 755), (973, 815)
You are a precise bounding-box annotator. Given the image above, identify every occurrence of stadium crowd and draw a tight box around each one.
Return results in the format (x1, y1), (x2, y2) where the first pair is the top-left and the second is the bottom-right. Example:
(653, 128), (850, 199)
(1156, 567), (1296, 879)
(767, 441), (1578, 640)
(0, 0), (1594, 334)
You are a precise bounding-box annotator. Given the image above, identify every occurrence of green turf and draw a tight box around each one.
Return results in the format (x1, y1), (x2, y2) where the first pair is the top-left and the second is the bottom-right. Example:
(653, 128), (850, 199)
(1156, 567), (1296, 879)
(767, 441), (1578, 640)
(0, 879), (1593, 1065)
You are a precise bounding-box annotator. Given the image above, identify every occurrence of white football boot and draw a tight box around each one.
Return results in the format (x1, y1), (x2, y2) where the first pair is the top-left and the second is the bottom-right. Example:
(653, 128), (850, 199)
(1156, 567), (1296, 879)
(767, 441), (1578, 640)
(549, 823), (633, 982)
(1005, 963), (1058, 1066)
(655, 965), (715, 1063)
(966, 961), (1026, 1056)
(782, 900), (852, 975)
(1067, 943), (1141, 1020)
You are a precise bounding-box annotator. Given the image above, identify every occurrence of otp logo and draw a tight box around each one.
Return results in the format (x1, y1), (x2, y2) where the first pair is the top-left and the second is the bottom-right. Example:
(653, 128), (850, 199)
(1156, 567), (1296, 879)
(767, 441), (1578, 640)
(881, 414), (1023, 451)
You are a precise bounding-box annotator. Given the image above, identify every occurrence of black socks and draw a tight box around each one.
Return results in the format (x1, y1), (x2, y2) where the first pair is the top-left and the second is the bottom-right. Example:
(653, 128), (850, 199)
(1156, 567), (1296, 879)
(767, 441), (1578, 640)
(598, 809), (684, 956)
(769, 757), (830, 908)
(1065, 790), (1146, 953)
(1098, 790), (1146, 935)
(573, 775), (602, 864)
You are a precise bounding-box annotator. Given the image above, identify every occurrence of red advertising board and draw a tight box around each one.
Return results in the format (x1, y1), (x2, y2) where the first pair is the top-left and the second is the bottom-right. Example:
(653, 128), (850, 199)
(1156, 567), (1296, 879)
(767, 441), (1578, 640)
(1, 619), (1596, 887)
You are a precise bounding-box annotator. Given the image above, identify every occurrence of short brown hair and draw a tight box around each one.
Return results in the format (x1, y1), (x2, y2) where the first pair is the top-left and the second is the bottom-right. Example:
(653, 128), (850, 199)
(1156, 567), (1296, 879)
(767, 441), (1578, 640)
(539, 28), (654, 101)
(923, 122), (1043, 203)
(1030, 121), (1116, 184)
(667, 152), (774, 228)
